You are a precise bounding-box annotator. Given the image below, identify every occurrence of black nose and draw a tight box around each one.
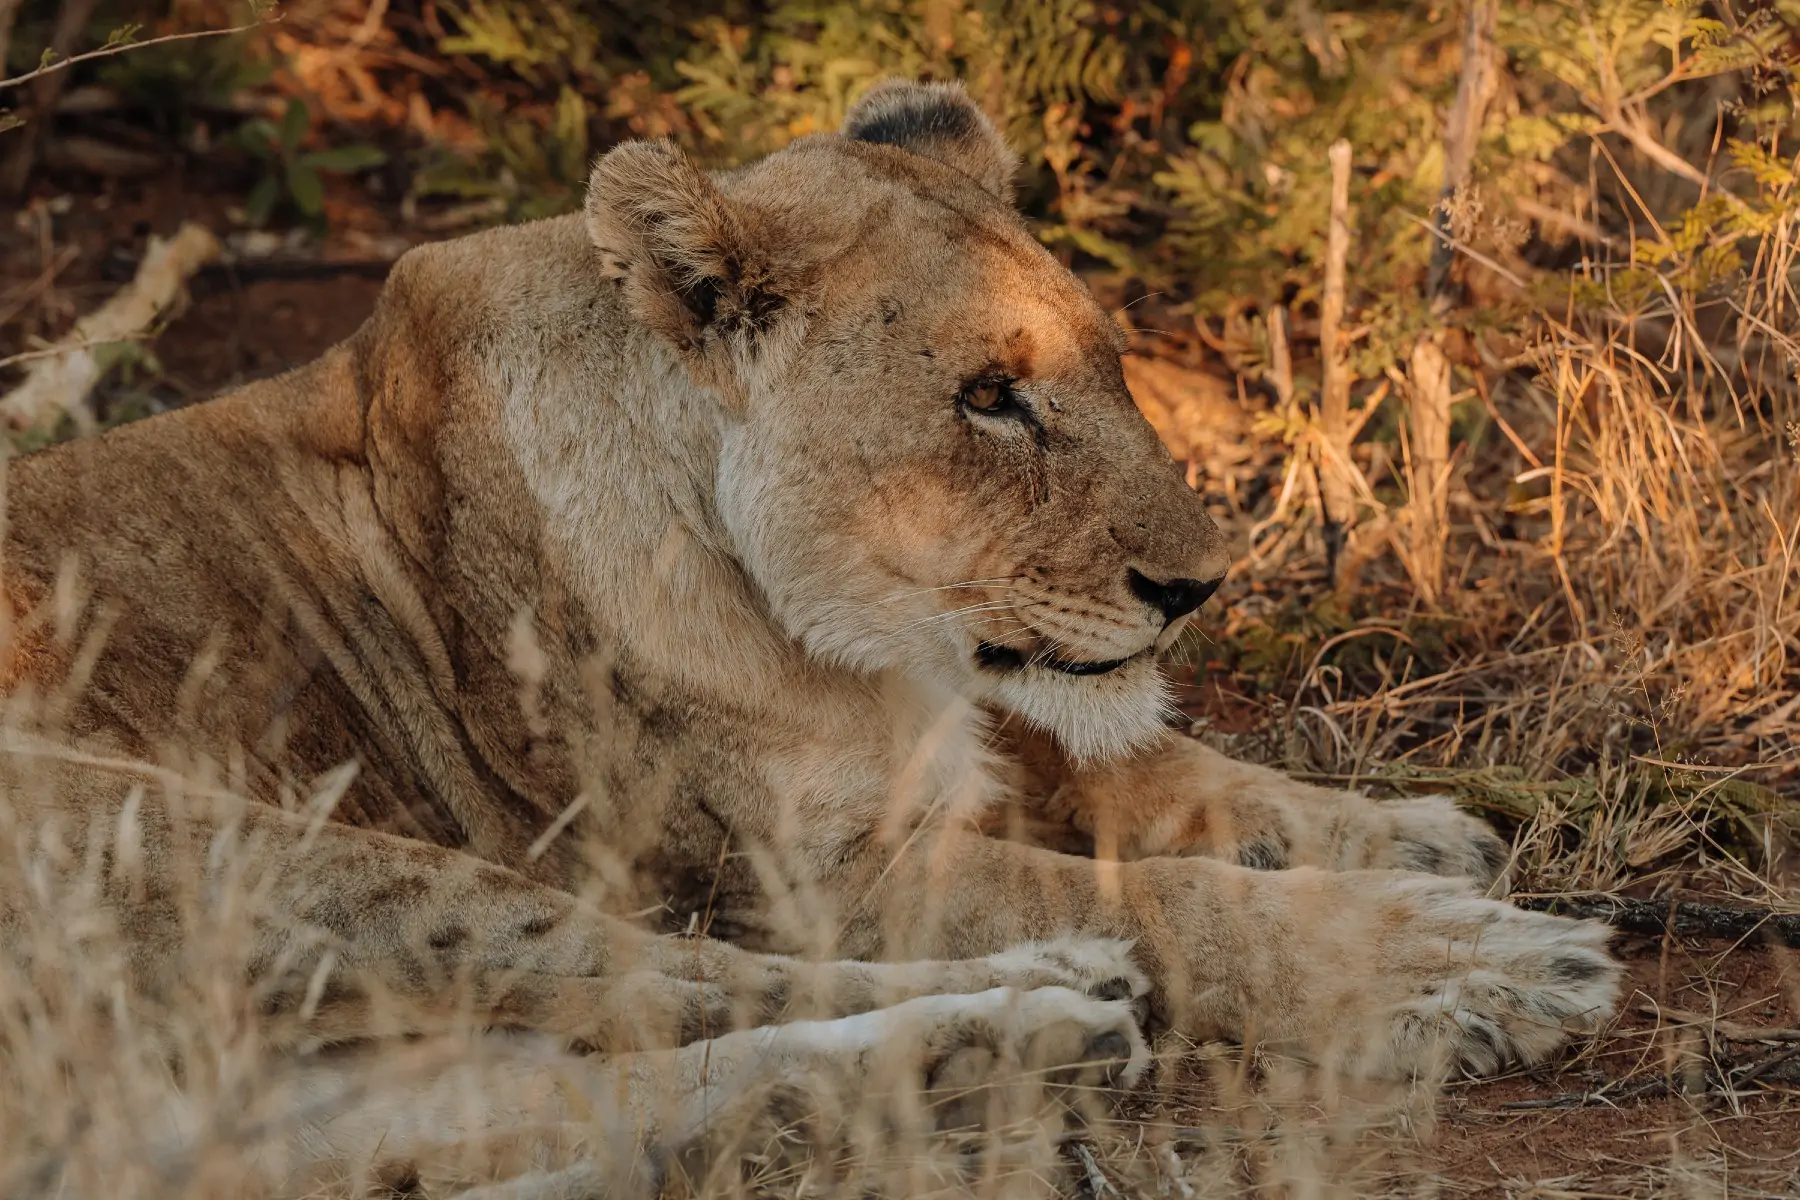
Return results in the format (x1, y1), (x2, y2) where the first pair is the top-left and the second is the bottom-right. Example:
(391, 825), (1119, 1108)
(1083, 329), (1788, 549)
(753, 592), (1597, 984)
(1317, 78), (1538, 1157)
(1127, 568), (1222, 622)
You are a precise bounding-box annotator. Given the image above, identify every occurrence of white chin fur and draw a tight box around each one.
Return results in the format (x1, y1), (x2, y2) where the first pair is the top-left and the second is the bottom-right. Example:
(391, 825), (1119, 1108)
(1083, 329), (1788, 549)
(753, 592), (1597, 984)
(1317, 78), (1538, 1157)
(984, 656), (1176, 763)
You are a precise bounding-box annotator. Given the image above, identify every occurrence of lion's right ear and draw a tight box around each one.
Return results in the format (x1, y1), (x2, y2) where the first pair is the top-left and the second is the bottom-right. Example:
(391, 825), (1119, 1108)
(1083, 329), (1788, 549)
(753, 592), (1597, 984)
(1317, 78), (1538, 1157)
(585, 140), (789, 368)
(842, 80), (1016, 201)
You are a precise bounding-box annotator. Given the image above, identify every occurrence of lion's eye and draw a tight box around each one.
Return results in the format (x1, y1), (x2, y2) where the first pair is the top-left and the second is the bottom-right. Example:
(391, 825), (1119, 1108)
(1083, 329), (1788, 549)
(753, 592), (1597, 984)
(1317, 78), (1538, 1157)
(965, 381), (1006, 410)
(958, 376), (1021, 417)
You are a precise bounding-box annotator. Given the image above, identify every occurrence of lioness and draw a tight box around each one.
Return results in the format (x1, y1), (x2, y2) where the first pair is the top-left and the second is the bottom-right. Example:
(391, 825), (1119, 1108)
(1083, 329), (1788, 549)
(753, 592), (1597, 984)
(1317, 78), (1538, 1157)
(0, 81), (1617, 1193)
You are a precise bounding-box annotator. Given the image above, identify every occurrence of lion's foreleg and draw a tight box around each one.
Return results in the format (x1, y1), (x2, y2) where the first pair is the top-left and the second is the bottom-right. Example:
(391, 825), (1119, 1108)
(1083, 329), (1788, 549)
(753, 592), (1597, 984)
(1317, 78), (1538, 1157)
(829, 823), (1617, 1082)
(1005, 725), (1510, 883)
(9, 760), (1154, 1052)
(252, 986), (1145, 1198)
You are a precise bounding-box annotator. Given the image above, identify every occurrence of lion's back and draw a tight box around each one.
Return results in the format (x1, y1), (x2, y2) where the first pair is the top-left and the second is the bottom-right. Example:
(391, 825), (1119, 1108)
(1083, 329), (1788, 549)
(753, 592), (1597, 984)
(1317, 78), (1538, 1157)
(0, 212), (618, 856)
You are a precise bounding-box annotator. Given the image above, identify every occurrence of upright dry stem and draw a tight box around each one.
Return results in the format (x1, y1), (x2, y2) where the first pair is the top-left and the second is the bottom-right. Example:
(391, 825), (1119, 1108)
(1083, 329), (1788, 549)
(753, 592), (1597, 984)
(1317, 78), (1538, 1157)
(1428, 0), (1499, 302)
(1403, 336), (1452, 605)
(1318, 138), (1356, 573)
(1267, 305), (1294, 411)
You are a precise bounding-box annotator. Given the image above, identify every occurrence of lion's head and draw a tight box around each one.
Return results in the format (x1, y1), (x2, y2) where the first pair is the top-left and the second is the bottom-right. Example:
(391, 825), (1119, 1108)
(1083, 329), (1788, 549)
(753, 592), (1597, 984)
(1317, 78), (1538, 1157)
(586, 80), (1228, 760)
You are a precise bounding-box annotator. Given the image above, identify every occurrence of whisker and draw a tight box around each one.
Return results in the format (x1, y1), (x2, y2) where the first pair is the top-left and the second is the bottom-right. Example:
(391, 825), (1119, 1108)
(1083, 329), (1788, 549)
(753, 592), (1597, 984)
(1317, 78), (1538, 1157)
(1112, 290), (1166, 318)
(929, 601), (1017, 619)
(960, 615), (1032, 632)
(895, 602), (1018, 633)
(878, 578), (1020, 605)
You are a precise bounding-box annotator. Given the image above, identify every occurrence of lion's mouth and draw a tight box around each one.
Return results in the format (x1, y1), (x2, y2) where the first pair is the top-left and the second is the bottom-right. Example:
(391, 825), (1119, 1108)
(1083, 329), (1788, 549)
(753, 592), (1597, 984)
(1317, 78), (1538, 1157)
(975, 642), (1134, 677)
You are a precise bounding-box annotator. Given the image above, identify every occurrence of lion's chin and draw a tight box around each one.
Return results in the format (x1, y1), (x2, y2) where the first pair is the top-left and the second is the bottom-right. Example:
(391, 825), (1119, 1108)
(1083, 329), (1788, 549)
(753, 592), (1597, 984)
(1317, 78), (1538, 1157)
(982, 654), (1176, 763)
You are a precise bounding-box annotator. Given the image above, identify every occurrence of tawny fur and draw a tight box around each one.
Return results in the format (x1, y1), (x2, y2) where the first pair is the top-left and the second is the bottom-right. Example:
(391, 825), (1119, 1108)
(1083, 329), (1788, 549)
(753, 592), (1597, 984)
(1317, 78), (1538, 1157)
(0, 81), (1619, 1193)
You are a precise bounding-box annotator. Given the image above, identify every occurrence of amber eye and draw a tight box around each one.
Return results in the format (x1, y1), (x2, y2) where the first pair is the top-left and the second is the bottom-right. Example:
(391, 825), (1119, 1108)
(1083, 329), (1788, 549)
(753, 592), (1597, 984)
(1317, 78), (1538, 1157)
(965, 381), (1006, 410)
(958, 375), (1020, 416)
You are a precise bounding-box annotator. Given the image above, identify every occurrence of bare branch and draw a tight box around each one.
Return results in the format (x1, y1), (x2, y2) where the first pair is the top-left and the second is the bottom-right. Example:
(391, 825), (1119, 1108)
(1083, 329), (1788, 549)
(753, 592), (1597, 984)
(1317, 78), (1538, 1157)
(1596, 104), (1709, 187)
(0, 21), (266, 93)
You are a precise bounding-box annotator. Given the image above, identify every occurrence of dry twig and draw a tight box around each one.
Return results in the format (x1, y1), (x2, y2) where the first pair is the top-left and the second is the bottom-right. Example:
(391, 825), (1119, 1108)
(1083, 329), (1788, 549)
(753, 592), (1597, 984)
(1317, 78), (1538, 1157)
(1517, 894), (1800, 948)
(0, 222), (220, 433)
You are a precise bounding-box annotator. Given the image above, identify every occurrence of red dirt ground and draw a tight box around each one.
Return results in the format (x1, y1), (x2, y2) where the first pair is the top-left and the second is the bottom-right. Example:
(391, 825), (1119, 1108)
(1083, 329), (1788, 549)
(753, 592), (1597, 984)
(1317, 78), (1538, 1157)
(1434, 933), (1800, 1197)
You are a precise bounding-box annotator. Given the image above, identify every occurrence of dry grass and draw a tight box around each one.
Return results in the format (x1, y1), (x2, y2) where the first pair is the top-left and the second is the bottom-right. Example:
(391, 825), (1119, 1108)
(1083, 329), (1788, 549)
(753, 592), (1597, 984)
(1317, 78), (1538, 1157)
(0, 257), (1795, 1200)
(1181, 229), (1800, 901)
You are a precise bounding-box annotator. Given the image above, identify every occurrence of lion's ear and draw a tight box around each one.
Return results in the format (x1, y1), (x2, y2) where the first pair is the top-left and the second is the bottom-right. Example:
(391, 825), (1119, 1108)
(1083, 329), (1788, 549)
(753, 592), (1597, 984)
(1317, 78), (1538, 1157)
(842, 80), (1016, 201)
(585, 140), (789, 362)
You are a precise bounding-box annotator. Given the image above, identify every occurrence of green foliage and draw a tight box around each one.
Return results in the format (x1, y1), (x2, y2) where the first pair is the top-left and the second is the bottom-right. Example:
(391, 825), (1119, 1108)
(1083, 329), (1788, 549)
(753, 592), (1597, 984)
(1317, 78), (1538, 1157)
(411, 85), (592, 221)
(662, 0), (1551, 323)
(418, 0), (727, 219)
(439, 0), (607, 82)
(234, 99), (386, 229)
(96, 28), (271, 127)
(674, 0), (1128, 153)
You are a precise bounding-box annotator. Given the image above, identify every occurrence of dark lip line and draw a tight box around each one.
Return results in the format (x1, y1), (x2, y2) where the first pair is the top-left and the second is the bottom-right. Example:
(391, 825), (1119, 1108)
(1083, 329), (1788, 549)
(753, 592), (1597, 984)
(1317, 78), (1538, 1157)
(975, 642), (1134, 677)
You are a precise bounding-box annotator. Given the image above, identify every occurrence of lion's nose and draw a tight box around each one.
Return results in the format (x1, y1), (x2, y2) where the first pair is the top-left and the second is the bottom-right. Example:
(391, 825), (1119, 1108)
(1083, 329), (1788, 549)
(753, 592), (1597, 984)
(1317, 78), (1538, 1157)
(1127, 568), (1223, 622)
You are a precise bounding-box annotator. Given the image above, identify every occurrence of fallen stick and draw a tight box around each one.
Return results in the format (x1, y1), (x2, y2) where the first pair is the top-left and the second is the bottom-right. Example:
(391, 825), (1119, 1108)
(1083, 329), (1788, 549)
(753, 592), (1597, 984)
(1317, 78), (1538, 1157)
(1516, 894), (1800, 948)
(1631, 1004), (1800, 1044)
(1068, 1141), (1118, 1199)
(1499, 1074), (1670, 1110)
(0, 221), (220, 435)
(1501, 1043), (1800, 1110)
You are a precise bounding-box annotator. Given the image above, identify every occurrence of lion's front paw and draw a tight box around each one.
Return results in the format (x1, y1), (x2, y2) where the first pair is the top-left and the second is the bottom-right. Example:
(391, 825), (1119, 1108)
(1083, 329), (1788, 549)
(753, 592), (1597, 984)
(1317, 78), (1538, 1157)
(1278, 872), (1620, 1080)
(801, 986), (1149, 1137)
(985, 935), (1151, 1008)
(916, 985), (1151, 1094)
(1337, 795), (1512, 888)
(739, 985), (1148, 1173)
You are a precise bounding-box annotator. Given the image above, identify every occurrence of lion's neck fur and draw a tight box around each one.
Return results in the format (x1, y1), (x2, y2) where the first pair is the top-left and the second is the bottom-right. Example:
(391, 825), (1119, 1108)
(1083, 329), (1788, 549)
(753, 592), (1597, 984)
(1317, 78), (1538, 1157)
(448, 228), (1006, 873)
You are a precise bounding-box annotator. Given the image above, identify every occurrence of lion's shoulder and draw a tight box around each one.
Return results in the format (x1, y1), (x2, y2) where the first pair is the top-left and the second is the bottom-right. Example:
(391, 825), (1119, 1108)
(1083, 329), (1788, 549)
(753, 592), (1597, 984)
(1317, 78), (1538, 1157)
(362, 214), (608, 365)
